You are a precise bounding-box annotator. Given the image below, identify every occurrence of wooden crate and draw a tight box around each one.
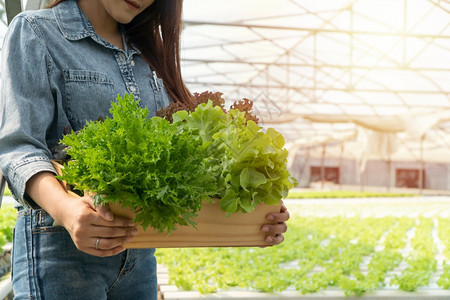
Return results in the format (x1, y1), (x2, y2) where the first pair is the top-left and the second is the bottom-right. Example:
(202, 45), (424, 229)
(110, 200), (280, 248)
(51, 160), (280, 248)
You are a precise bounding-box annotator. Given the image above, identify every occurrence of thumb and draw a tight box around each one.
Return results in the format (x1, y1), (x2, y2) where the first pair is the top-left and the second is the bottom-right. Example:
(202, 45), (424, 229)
(96, 202), (114, 221)
(84, 195), (114, 221)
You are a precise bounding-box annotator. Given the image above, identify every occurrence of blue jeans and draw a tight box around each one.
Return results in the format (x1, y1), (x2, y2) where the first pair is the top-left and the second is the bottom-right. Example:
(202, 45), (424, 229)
(11, 207), (158, 300)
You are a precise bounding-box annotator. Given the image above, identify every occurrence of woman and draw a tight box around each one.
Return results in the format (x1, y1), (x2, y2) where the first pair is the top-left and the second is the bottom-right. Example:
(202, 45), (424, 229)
(0, 0), (290, 299)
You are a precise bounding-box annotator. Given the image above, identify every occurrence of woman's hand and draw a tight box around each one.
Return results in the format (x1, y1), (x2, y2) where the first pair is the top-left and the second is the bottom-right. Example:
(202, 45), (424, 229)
(26, 171), (137, 257)
(59, 194), (137, 257)
(261, 202), (290, 245)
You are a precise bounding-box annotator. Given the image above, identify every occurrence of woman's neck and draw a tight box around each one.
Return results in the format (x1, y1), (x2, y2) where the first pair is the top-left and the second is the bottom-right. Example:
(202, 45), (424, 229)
(77, 0), (124, 50)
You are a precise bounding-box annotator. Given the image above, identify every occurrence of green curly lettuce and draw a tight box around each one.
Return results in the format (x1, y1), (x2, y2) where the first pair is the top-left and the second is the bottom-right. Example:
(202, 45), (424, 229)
(59, 94), (217, 233)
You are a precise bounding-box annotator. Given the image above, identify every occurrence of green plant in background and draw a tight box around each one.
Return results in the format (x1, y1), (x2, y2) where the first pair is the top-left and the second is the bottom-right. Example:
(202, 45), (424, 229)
(0, 0), (6, 25)
(0, 204), (16, 249)
(156, 215), (447, 296)
(3, 186), (11, 196)
(288, 190), (415, 199)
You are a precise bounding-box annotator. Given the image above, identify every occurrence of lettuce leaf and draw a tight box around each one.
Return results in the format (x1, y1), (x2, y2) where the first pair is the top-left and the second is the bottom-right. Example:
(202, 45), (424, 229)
(173, 101), (298, 214)
(59, 94), (217, 232)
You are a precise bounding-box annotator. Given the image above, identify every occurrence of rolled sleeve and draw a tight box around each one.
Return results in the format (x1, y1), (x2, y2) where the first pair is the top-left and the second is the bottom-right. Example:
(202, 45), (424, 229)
(0, 15), (58, 207)
(8, 155), (57, 208)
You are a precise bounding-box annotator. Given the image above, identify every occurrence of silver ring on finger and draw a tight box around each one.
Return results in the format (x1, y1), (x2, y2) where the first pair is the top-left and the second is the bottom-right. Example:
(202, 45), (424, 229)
(96, 238), (101, 250)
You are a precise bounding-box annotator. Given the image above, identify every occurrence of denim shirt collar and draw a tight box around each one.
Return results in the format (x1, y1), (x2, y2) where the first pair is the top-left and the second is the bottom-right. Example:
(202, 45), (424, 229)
(54, 0), (140, 55)
(54, 0), (95, 41)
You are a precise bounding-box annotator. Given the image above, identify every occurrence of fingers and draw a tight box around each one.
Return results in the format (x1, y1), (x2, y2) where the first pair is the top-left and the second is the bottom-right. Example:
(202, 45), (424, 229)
(261, 222), (287, 235)
(95, 203), (114, 222)
(70, 226), (136, 256)
(261, 202), (290, 246)
(92, 245), (126, 257)
(73, 225), (137, 257)
(90, 224), (138, 239)
(93, 236), (133, 251)
(83, 237), (127, 257)
(266, 203), (290, 223)
(81, 196), (134, 227)
(265, 233), (285, 245)
(89, 236), (134, 257)
(64, 196), (138, 257)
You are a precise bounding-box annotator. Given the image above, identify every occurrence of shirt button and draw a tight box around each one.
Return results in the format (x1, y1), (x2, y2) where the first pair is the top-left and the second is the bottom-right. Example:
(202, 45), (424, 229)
(119, 53), (126, 61)
(130, 86), (137, 93)
(130, 60), (135, 66)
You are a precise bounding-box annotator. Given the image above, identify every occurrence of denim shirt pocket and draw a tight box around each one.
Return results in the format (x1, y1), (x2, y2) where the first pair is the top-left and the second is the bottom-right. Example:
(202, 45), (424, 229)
(63, 69), (116, 131)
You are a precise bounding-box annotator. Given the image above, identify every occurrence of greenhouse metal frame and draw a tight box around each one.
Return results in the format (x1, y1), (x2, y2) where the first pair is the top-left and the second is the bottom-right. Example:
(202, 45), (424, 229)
(2, 0), (450, 192)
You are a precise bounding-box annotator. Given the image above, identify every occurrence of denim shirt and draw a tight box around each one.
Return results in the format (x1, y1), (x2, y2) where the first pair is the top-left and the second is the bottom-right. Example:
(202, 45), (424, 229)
(0, 0), (171, 207)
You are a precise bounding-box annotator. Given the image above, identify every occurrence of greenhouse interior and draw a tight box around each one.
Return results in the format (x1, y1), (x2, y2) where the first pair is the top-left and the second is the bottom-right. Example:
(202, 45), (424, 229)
(1, 0), (450, 299)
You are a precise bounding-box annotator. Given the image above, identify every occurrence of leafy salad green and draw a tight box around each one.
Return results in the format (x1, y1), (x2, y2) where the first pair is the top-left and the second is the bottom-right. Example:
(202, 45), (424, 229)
(59, 94), (216, 232)
(59, 93), (297, 232)
(172, 101), (297, 214)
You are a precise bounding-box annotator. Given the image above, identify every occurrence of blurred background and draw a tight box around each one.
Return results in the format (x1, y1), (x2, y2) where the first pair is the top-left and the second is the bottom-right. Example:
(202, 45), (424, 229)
(1, 1), (450, 299)
(178, 0), (450, 195)
(2, 0), (450, 195)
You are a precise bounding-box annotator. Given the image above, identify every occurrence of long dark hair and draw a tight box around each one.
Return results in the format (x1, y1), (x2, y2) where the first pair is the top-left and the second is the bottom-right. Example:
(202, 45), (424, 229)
(47, 0), (193, 106)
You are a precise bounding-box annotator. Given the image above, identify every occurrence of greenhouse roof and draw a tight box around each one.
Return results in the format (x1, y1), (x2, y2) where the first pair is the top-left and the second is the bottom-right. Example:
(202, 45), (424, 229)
(180, 0), (450, 162)
(3, 0), (450, 162)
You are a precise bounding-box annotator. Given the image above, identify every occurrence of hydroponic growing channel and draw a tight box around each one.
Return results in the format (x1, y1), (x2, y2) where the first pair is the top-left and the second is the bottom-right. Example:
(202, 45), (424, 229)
(156, 197), (450, 299)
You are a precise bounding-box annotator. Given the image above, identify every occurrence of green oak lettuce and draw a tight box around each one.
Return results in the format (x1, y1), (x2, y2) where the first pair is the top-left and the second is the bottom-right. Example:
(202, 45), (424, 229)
(173, 101), (297, 214)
